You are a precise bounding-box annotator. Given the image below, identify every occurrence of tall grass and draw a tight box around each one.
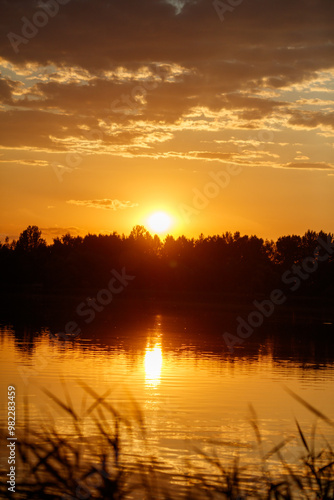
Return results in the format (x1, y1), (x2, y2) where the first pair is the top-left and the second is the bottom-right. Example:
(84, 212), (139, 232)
(0, 384), (333, 499)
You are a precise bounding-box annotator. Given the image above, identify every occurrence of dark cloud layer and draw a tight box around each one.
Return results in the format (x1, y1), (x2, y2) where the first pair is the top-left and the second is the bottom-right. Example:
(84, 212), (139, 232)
(0, 0), (333, 164)
(2, 0), (333, 71)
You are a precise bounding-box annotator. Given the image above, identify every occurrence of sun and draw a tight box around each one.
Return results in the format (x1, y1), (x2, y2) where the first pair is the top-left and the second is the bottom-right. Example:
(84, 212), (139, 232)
(147, 211), (172, 234)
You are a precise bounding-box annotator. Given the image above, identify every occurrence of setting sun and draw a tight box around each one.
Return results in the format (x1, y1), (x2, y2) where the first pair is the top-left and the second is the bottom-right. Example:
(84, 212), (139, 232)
(147, 211), (172, 234)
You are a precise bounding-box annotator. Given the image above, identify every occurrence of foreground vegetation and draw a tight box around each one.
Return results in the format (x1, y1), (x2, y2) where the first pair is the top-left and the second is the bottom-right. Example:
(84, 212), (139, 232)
(0, 385), (333, 499)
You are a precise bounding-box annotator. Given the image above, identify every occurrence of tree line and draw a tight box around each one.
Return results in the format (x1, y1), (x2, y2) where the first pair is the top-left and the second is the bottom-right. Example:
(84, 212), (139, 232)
(0, 225), (333, 297)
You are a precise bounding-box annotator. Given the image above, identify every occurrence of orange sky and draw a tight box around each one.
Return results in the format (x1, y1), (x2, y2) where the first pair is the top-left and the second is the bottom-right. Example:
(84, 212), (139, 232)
(0, 0), (333, 242)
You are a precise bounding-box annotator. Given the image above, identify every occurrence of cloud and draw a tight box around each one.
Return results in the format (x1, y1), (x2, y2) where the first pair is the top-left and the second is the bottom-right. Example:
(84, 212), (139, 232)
(0, 78), (19, 102)
(2, 0), (333, 75)
(294, 155), (310, 161)
(288, 110), (334, 131)
(0, 158), (49, 166)
(279, 162), (334, 171)
(41, 226), (82, 237)
(67, 199), (139, 210)
(0, 0), (333, 167)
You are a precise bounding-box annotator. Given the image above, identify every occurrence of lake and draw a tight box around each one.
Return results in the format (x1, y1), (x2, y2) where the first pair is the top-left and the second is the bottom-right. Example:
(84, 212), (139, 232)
(1, 295), (334, 497)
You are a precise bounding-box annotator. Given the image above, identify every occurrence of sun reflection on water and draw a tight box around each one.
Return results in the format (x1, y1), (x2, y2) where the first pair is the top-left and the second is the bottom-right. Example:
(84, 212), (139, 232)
(144, 345), (163, 386)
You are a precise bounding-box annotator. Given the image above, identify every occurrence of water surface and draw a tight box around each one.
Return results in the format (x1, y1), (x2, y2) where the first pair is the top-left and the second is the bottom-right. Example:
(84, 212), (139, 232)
(1, 299), (334, 490)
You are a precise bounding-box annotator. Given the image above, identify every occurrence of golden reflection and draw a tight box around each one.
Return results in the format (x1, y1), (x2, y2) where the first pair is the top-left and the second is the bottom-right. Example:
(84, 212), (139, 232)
(144, 345), (163, 386)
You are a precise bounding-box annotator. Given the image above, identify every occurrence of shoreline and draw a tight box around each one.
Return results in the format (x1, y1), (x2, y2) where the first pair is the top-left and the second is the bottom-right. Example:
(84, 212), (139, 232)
(0, 288), (333, 324)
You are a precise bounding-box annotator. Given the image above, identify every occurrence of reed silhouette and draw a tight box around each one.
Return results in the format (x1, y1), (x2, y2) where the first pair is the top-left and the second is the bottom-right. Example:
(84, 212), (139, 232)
(0, 384), (333, 499)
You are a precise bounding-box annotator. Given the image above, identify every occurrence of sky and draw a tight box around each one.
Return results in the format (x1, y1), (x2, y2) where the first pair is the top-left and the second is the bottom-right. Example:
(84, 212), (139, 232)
(0, 0), (333, 242)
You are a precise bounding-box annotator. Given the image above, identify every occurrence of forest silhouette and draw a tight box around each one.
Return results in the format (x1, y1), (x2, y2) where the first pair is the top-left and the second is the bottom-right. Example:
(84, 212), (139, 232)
(0, 225), (333, 297)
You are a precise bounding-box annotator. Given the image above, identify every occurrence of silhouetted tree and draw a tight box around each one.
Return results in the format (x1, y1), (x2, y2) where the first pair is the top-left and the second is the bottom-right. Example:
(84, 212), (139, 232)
(0, 225), (332, 297)
(16, 225), (46, 252)
(275, 235), (302, 267)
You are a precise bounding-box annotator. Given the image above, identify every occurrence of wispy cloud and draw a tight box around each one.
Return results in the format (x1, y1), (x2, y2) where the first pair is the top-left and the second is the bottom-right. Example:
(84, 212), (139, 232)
(41, 226), (82, 237)
(0, 158), (49, 166)
(279, 162), (334, 171)
(67, 199), (139, 210)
